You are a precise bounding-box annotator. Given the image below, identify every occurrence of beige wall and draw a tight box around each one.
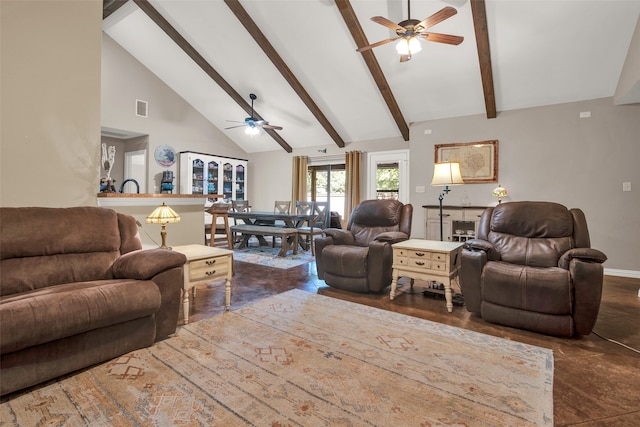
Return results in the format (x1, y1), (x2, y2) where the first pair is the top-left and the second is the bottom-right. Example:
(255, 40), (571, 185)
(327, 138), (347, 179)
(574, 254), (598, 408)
(408, 98), (640, 272)
(1, 0), (103, 207)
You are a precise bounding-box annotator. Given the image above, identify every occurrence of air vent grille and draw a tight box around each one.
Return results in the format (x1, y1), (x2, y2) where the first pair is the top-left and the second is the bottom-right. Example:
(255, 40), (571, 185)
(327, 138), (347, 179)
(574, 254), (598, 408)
(136, 99), (148, 118)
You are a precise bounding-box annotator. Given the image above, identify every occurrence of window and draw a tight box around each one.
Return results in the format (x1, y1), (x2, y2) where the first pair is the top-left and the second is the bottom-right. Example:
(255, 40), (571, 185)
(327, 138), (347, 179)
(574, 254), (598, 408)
(376, 162), (399, 200)
(367, 150), (409, 203)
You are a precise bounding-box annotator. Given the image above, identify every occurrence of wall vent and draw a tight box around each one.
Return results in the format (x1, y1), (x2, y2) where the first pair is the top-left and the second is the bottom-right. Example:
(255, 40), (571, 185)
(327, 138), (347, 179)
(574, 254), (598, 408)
(135, 99), (148, 118)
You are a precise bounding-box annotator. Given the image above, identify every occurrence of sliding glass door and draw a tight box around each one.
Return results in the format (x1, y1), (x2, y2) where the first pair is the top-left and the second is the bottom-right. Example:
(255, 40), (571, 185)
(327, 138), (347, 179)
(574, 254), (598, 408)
(307, 164), (345, 220)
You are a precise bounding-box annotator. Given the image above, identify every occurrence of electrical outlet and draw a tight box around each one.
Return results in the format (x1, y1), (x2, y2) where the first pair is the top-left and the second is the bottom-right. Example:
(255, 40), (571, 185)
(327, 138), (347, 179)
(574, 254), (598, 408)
(415, 186), (425, 193)
(579, 111), (591, 118)
(623, 182), (631, 192)
(424, 129), (432, 135)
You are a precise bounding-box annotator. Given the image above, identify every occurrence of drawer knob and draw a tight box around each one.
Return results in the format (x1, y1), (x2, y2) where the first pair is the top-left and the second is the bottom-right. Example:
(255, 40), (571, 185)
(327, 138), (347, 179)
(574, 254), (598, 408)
(206, 259), (217, 266)
(205, 270), (217, 276)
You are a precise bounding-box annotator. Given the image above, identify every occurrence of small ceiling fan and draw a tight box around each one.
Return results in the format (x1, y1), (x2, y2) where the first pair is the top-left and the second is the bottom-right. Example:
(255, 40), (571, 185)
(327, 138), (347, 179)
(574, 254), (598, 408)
(225, 93), (283, 135)
(357, 1), (463, 62)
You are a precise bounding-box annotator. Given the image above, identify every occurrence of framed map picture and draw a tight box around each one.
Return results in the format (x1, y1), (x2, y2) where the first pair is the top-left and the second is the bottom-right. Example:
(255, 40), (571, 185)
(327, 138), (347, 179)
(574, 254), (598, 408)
(434, 140), (498, 183)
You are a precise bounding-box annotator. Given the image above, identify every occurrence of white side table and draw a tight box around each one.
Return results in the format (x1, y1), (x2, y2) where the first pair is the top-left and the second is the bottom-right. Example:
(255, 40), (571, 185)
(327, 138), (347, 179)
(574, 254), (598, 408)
(173, 244), (233, 324)
(390, 239), (463, 312)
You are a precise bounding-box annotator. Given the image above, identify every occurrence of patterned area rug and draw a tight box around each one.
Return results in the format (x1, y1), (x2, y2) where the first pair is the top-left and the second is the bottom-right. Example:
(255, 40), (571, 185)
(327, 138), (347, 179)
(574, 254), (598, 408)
(0, 290), (553, 426)
(233, 244), (315, 269)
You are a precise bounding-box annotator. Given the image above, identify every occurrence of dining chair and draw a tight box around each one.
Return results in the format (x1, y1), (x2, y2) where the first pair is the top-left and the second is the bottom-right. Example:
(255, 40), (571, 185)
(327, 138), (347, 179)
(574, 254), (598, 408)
(231, 200), (250, 244)
(297, 201), (329, 255)
(231, 200), (250, 213)
(294, 200), (314, 216)
(268, 200), (291, 246)
(274, 200), (291, 214)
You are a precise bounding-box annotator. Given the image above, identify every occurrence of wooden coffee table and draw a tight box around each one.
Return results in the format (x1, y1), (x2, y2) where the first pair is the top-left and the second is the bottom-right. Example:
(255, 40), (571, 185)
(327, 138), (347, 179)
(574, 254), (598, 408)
(390, 239), (463, 312)
(173, 244), (233, 324)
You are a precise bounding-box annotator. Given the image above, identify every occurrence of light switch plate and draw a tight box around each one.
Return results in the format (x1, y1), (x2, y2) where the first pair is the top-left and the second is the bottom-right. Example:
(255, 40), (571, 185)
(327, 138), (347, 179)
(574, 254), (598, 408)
(623, 182), (631, 192)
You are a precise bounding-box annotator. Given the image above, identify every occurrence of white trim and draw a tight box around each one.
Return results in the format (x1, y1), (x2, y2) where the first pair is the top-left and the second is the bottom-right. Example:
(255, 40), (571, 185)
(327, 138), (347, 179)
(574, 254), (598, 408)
(367, 149), (410, 204)
(604, 268), (640, 279)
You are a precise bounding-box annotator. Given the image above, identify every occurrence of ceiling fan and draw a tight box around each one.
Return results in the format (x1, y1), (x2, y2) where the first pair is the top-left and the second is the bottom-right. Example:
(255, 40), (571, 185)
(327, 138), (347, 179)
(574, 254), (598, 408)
(357, 1), (463, 62)
(225, 93), (283, 135)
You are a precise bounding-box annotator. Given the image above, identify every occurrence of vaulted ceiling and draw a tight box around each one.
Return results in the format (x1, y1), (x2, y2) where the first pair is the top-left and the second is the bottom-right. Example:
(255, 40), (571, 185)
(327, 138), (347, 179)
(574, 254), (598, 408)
(103, 0), (640, 153)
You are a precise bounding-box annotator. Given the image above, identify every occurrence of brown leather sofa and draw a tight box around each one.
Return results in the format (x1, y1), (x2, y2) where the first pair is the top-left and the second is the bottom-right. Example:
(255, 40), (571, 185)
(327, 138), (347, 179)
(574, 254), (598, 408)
(0, 206), (187, 396)
(315, 199), (413, 293)
(459, 201), (607, 337)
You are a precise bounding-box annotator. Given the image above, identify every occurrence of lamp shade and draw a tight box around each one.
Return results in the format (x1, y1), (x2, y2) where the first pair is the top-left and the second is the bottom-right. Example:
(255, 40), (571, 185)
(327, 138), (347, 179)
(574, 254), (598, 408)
(146, 203), (181, 224)
(492, 184), (508, 203)
(431, 162), (464, 186)
(492, 185), (507, 198)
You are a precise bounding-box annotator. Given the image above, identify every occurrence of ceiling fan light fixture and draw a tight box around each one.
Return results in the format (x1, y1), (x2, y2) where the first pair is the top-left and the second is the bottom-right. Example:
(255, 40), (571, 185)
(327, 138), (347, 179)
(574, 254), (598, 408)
(245, 125), (260, 136)
(395, 36), (422, 55)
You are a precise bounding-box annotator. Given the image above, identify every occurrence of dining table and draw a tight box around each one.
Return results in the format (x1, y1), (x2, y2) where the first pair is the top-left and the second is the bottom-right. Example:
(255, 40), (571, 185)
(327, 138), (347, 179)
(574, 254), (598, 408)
(228, 210), (316, 250)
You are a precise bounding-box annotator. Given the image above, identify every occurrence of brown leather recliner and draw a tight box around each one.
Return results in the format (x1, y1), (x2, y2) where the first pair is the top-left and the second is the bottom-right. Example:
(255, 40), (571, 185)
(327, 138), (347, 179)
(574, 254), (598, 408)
(315, 199), (413, 293)
(459, 201), (607, 337)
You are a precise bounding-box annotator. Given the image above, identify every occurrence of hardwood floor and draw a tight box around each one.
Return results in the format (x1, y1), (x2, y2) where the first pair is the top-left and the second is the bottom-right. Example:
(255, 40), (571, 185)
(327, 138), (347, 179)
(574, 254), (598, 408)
(188, 259), (640, 426)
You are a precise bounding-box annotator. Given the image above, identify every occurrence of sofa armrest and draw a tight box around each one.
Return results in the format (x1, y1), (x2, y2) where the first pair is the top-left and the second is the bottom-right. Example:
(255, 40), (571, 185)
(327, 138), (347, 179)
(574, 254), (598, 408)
(558, 248), (607, 270)
(322, 228), (356, 246)
(374, 231), (409, 244)
(459, 249), (487, 313)
(463, 239), (501, 261)
(112, 249), (187, 280)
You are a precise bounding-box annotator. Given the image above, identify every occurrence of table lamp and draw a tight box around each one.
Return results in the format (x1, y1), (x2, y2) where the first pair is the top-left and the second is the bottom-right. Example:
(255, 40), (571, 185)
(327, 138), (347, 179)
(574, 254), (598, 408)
(492, 184), (508, 204)
(431, 162), (464, 241)
(146, 203), (181, 249)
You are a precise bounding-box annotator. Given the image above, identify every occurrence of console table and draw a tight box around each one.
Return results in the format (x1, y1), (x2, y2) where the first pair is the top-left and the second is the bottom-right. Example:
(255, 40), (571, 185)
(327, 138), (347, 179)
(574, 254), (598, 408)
(390, 239), (463, 312)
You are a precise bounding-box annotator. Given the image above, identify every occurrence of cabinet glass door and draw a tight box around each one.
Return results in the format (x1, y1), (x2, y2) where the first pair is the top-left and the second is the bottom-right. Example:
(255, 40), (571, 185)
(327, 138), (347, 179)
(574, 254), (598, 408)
(207, 160), (219, 195)
(235, 164), (245, 200)
(222, 162), (233, 199)
(191, 158), (205, 194)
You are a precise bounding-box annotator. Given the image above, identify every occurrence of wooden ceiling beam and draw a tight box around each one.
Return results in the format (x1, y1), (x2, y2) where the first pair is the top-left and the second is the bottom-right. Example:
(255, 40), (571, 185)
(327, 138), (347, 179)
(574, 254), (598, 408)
(132, 0), (293, 152)
(103, 0), (128, 20)
(470, 0), (497, 119)
(335, 0), (410, 141)
(224, 0), (345, 149)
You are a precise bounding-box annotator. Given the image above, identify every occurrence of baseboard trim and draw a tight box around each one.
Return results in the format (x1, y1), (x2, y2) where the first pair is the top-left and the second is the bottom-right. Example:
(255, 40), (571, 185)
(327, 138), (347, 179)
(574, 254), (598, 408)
(604, 268), (640, 279)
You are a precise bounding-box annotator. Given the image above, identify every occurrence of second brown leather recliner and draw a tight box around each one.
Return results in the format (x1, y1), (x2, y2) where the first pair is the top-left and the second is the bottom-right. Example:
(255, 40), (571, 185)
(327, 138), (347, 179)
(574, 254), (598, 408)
(315, 199), (413, 293)
(459, 201), (607, 337)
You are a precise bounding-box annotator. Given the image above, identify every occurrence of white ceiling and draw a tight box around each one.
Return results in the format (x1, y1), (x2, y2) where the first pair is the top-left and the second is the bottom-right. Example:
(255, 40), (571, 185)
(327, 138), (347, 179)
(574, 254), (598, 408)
(103, 0), (640, 153)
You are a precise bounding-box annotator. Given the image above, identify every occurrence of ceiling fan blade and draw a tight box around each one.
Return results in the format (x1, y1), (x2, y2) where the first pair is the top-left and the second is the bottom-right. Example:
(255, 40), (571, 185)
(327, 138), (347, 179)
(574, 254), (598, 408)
(262, 124), (283, 131)
(415, 6), (457, 31)
(371, 16), (405, 33)
(356, 36), (401, 52)
(420, 32), (464, 45)
(224, 125), (247, 130)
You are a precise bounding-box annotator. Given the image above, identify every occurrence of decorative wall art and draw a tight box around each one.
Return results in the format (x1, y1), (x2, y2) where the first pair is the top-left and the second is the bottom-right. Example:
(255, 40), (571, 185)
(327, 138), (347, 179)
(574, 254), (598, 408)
(154, 145), (176, 167)
(434, 140), (498, 183)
